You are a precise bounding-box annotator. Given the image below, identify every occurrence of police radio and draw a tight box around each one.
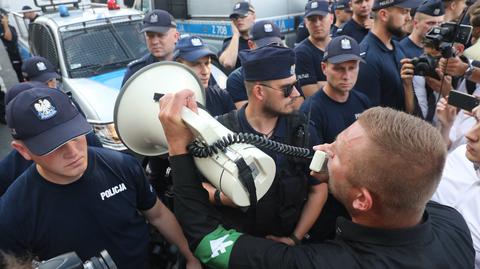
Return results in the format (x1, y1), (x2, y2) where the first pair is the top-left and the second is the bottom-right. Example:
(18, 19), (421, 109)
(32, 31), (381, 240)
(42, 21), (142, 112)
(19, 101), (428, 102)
(114, 62), (326, 207)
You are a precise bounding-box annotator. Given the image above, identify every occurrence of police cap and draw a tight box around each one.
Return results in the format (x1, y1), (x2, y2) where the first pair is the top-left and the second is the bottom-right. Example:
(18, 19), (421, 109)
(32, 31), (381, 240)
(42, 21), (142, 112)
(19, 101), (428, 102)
(250, 20), (283, 47)
(416, 0), (445, 16)
(173, 35), (216, 62)
(373, 0), (421, 11)
(141, 9), (176, 33)
(240, 45), (296, 81)
(305, 0), (331, 17)
(323, 35), (366, 63)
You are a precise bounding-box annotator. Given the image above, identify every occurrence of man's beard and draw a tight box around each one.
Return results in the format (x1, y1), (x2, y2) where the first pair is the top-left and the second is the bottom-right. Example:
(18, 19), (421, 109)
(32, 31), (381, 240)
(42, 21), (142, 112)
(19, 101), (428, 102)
(386, 18), (405, 37)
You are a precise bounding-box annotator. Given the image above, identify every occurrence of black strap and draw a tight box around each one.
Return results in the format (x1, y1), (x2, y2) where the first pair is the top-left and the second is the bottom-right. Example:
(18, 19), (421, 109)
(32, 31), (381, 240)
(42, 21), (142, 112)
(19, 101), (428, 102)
(234, 158), (257, 208)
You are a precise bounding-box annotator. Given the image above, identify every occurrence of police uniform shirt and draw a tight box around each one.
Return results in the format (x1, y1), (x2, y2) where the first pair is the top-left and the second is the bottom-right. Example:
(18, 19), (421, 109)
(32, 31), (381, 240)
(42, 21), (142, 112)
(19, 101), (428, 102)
(294, 38), (327, 88)
(226, 66), (248, 103)
(300, 88), (371, 143)
(0, 147), (157, 269)
(169, 153), (476, 269)
(334, 18), (369, 44)
(121, 53), (158, 86)
(295, 22), (310, 46)
(399, 37), (423, 59)
(206, 83), (236, 117)
(330, 24), (339, 36)
(355, 32), (406, 110)
(219, 36), (250, 71)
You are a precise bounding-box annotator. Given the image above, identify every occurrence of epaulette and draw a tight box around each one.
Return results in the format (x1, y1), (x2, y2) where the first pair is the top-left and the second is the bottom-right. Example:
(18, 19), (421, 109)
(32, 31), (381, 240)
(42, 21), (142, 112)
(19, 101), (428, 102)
(127, 58), (145, 68)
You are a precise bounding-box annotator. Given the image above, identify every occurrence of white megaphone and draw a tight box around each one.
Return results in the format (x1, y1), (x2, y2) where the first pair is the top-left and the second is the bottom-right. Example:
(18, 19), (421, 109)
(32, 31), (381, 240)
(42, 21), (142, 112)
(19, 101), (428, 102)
(114, 62), (276, 207)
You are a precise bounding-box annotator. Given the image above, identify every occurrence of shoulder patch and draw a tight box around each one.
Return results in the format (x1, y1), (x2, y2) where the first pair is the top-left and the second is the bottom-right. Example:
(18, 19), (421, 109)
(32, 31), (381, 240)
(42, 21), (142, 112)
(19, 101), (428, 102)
(127, 58), (144, 67)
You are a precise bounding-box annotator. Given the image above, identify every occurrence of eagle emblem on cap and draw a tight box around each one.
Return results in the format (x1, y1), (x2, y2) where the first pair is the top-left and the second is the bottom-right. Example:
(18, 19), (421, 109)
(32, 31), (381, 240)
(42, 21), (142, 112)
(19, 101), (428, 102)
(36, 62), (47, 71)
(33, 98), (57, 120)
(150, 13), (158, 23)
(191, 38), (203, 46)
(290, 65), (295, 75)
(311, 1), (318, 8)
(264, 23), (273, 33)
(433, 8), (440, 15)
(341, 38), (351, 50)
(235, 3), (241, 9)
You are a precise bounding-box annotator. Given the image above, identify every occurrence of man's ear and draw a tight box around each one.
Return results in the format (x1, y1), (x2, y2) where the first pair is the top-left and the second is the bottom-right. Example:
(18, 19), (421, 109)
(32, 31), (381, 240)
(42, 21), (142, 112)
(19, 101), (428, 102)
(352, 187), (373, 212)
(11, 140), (33, 161)
(321, 62), (328, 74)
(252, 83), (266, 101)
(247, 40), (256, 50)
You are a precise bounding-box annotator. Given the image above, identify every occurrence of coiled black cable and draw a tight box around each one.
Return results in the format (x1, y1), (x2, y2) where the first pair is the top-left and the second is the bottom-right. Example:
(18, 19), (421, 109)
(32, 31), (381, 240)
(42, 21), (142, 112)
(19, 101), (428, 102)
(187, 132), (313, 159)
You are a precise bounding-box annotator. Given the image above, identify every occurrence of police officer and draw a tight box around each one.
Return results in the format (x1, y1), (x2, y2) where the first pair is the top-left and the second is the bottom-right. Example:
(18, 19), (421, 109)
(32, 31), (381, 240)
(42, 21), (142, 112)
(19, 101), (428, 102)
(226, 20), (285, 108)
(330, 0), (353, 35)
(355, 0), (419, 110)
(399, 0), (445, 58)
(1, 11), (23, 82)
(295, 0), (333, 97)
(21, 56), (60, 88)
(122, 9), (179, 86)
(300, 35), (371, 240)
(218, 2), (256, 72)
(173, 35), (235, 117)
(206, 45), (327, 245)
(159, 90), (475, 269)
(0, 88), (202, 269)
(334, 0), (373, 43)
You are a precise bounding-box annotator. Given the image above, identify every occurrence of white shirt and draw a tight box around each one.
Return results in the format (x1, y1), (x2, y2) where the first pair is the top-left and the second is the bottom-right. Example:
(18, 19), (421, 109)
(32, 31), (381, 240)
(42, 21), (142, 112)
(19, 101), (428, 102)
(432, 145), (480, 268)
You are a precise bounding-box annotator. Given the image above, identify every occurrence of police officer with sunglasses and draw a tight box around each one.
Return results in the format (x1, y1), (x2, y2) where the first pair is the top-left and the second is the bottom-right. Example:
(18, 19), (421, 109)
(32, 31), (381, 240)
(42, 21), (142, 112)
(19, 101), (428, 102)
(203, 45), (326, 246)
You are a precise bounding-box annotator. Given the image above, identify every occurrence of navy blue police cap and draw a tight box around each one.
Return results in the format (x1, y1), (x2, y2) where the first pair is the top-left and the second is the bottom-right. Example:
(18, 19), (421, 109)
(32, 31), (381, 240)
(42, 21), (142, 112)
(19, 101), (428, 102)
(416, 0), (444, 16)
(323, 35), (366, 63)
(240, 45), (296, 81)
(141, 9), (176, 33)
(250, 20), (283, 47)
(334, 0), (352, 12)
(21, 56), (60, 83)
(6, 88), (92, 156)
(373, 0), (421, 11)
(229, 2), (255, 19)
(22, 5), (32, 10)
(173, 35), (216, 62)
(305, 0), (331, 17)
(5, 81), (45, 105)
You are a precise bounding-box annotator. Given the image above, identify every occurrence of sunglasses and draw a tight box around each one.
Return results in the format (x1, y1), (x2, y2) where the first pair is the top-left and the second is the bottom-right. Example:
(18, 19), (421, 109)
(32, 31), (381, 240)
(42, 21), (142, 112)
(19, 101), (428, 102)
(258, 80), (298, 98)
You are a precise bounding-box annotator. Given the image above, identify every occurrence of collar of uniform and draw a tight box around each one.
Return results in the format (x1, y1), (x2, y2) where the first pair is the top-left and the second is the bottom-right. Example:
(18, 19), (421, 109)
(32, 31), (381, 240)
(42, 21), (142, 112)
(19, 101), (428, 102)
(237, 106), (287, 140)
(335, 212), (433, 245)
(365, 31), (397, 53)
(146, 53), (159, 64)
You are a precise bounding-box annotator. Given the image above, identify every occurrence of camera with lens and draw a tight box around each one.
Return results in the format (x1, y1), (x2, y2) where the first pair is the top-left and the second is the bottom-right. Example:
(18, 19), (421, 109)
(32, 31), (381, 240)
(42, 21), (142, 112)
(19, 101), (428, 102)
(33, 250), (117, 269)
(425, 22), (473, 58)
(411, 54), (440, 79)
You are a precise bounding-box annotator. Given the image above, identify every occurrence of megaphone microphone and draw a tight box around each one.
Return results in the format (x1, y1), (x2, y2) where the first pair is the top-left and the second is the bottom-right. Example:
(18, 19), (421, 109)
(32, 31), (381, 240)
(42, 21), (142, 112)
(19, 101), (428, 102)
(115, 62), (327, 207)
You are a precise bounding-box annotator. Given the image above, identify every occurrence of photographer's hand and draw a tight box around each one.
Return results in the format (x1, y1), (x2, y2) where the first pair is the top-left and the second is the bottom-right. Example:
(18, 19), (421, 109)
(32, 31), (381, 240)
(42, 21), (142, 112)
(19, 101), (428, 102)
(439, 57), (468, 77)
(400, 59), (416, 114)
(427, 68), (452, 97)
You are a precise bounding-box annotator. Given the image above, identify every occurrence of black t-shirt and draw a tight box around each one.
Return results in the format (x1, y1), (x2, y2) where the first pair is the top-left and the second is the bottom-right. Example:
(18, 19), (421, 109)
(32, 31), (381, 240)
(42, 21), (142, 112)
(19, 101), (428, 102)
(0, 25), (21, 60)
(294, 38), (326, 87)
(0, 147), (157, 269)
(355, 32), (406, 111)
(334, 18), (369, 44)
(206, 83), (235, 117)
(219, 36), (250, 71)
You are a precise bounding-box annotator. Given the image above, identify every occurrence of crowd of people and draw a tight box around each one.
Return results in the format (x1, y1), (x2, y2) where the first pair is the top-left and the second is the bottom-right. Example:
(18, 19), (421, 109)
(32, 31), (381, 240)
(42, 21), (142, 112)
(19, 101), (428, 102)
(1, 0), (480, 268)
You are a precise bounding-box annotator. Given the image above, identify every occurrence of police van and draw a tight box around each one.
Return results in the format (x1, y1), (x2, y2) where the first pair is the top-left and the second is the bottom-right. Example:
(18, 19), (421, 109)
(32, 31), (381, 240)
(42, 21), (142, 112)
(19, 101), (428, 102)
(133, 0), (306, 50)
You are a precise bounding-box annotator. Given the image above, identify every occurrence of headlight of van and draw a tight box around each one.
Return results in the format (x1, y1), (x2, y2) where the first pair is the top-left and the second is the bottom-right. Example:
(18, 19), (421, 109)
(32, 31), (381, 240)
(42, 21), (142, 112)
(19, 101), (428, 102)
(91, 122), (127, 151)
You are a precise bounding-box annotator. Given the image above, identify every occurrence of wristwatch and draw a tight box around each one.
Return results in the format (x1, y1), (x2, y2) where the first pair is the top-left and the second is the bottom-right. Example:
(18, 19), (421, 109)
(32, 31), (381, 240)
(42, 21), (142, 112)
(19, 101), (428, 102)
(465, 61), (474, 80)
